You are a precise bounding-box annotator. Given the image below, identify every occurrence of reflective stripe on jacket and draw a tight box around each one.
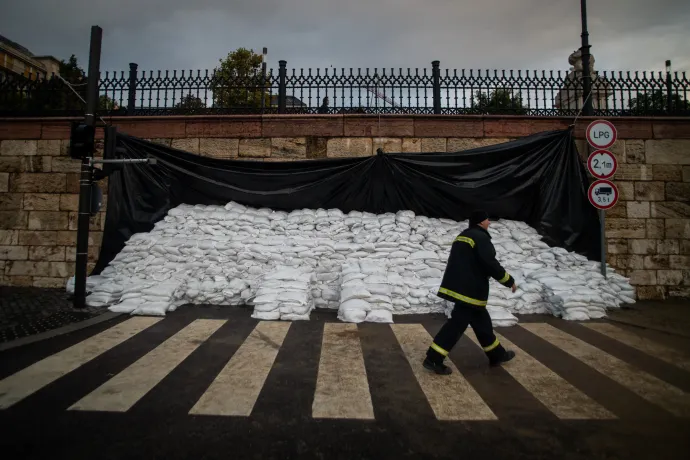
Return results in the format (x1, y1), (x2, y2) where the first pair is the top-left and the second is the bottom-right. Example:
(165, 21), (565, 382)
(437, 225), (514, 306)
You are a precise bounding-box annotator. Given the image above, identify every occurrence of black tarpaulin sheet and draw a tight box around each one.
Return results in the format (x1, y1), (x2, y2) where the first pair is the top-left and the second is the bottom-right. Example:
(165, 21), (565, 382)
(92, 127), (601, 274)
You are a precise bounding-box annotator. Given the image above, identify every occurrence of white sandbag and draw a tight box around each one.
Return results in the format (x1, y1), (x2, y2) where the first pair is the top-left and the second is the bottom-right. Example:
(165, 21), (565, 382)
(365, 310), (393, 323)
(338, 308), (367, 323)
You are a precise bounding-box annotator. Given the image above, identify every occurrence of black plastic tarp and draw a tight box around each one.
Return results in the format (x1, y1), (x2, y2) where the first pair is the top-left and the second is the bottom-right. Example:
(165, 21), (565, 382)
(92, 127), (601, 274)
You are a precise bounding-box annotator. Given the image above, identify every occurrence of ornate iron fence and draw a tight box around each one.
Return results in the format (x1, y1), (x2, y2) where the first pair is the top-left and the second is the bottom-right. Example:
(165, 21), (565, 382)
(1, 60), (689, 117)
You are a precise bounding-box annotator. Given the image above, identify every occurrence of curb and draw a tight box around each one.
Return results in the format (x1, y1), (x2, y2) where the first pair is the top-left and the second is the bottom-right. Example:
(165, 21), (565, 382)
(0, 311), (122, 352)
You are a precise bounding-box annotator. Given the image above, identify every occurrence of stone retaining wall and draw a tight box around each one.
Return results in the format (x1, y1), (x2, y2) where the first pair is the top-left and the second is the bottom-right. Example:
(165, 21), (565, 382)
(1, 115), (688, 298)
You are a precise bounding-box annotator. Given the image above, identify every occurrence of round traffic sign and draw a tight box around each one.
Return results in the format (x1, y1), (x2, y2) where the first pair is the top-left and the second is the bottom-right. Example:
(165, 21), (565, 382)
(588, 179), (619, 210)
(587, 150), (618, 179)
(586, 120), (617, 149)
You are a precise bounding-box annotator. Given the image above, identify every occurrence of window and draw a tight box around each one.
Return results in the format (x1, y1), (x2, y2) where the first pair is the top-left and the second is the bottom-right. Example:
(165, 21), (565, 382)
(0, 51), (6, 68)
(6, 55), (14, 70)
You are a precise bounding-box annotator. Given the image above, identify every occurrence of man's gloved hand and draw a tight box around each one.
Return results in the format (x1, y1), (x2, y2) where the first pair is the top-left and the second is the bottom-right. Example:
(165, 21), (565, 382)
(511, 284), (518, 293)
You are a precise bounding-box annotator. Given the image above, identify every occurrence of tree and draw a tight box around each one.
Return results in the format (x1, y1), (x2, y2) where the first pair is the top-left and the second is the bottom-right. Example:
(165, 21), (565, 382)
(175, 93), (206, 110)
(472, 88), (527, 115)
(210, 48), (270, 111)
(628, 89), (688, 115)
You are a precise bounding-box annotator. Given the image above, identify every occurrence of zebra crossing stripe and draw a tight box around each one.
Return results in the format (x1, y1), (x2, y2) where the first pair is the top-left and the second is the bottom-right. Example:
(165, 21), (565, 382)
(521, 323), (690, 418)
(0, 317), (161, 410)
(190, 321), (291, 417)
(69, 319), (225, 413)
(466, 332), (615, 419)
(312, 323), (375, 420)
(582, 323), (690, 372)
(390, 324), (496, 421)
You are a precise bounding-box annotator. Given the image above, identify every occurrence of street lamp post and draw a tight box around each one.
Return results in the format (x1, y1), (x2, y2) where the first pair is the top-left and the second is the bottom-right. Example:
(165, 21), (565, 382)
(580, 0), (594, 116)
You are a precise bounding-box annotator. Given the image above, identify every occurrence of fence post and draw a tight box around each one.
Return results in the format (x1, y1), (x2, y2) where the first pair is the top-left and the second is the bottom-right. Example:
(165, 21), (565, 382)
(666, 60), (673, 114)
(432, 60), (441, 114)
(127, 63), (138, 116)
(278, 60), (287, 114)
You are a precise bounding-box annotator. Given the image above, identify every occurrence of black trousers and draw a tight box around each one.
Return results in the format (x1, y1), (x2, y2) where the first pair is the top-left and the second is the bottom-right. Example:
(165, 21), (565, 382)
(426, 301), (507, 365)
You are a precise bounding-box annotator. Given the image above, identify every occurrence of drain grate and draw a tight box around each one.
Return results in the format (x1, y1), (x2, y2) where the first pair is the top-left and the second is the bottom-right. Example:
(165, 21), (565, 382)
(0, 311), (95, 343)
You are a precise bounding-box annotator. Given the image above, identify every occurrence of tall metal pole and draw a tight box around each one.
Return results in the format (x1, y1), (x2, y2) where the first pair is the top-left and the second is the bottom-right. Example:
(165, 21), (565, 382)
(580, 0), (593, 116)
(74, 26), (102, 308)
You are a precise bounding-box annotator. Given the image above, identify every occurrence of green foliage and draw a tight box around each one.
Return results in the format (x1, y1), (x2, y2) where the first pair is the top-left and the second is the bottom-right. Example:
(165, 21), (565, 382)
(472, 88), (527, 115)
(628, 89), (688, 114)
(210, 48), (270, 110)
(175, 93), (206, 109)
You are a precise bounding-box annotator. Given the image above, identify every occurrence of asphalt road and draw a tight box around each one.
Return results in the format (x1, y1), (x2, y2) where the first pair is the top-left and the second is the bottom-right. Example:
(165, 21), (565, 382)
(1, 306), (689, 460)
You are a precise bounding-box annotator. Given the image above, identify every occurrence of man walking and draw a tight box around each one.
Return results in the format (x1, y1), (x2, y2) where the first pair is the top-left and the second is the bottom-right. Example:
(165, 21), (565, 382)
(424, 210), (517, 375)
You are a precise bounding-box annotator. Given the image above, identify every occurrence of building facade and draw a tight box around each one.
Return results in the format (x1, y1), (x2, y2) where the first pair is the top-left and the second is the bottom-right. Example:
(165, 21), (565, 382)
(0, 35), (60, 80)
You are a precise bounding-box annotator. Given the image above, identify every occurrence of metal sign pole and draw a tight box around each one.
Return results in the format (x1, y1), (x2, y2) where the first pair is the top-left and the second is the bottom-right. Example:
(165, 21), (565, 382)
(74, 26), (102, 308)
(600, 208), (606, 278)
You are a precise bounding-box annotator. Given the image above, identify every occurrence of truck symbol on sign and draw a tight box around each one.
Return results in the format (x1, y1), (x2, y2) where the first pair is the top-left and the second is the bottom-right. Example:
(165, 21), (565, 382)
(595, 187), (613, 196)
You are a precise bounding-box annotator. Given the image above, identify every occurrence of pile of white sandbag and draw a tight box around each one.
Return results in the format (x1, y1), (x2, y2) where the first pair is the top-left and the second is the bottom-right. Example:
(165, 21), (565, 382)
(251, 267), (314, 321)
(71, 201), (636, 325)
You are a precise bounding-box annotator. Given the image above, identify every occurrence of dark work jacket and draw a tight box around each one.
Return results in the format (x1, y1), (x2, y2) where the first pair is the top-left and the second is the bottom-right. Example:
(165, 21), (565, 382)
(437, 225), (515, 307)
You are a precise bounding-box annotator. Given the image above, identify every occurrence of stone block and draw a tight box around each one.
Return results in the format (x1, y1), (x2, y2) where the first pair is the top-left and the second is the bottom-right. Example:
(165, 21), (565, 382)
(115, 120), (186, 139)
(624, 139), (645, 163)
(0, 230), (18, 245)
(18, 230), (58, 246)
(373, 138), (402, 155)
(9, 173), (66, 193)
(148, 138), (172, 147)
(653, 165), (683, 182)
(262, 117), (341, 137)
(636, 286), (666, 300)
(420, 138), (446, 153)
(645, 140), (690, 164)
(327, 138), (372, 157)
(401, 138), (422, 153)
(57, 231), (77, 246)
(0, 121), (41, 140)
(666, 219), (690, 238)
(629, 239), (657, 254)
(239, 138), (271, 158)
(643, 255), (669, 269)
(0, 193), (22, 210)
(0, 172), (7, 192)
(657, 270), (683, 285)
(607, 203), (626, 218)
(28, 211), (69, 230)
(651, 202), (690, 218)
(0, 140), (37, 156)
(616, 181), (635, 201)
(171, 138), (200, 154)
(629, 270), (657, 285)
(0, 156), (50, 173)
(29, 246), (65, 261)
(50, 157), (82, 173)
(669, 287), (690, 298)
(65, 173), (80, 194)
(416, 117), (483, 138)
(684, 166), (690, 182)
(23, 194), (60, 211)
(7, 261), (51, 276)
(271, 138), (307, 159)
(37, 139), (62, 156)
(682, 240), (690, 255)
(68, 212), (101, 231)
(65, 245), (100, 262)
(634, 182), (665, 201)
(616, 255), (644, 269)
(59, 194), (80, 211)
(646, 219), (665, 238)
(447, 138), (478, 152)
(33, 277), (66, 288)
(667, 182), (690, 202)
(670, 255), (690, 269)
(199, 139), (239, 159)
(306, 137), (327, 159)
(605, 218), (646, 238)
(607, 239), (628, 254)
(626, 201), (650, 218)
(0, 211), (28, 229)
(616, 164), (652, 181)
(0, 275), (34, 287)
(344, 117), (413, 137)
(657, 240), (680, 254)
(0, 245), (28, 260)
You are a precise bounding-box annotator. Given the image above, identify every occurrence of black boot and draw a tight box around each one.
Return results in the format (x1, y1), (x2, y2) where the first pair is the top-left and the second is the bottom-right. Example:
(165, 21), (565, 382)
(423, 357), (452, 375)
(490, 350), (516, 367)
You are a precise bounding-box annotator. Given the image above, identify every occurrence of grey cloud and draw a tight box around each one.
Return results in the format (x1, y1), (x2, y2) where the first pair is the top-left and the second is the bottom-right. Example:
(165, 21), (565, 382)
(1, 0), (688, 76)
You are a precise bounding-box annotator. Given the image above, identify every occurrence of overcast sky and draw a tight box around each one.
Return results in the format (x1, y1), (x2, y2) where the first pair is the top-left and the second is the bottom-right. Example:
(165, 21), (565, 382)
(2, 0), (689, 75)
